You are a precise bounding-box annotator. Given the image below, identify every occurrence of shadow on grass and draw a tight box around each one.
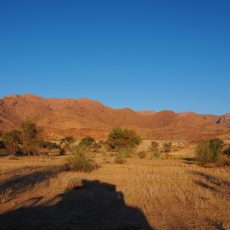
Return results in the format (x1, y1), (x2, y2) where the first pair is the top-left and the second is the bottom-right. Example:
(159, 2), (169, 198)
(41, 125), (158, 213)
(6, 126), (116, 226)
(181, 157), (197, 165)
(0, 165), (66, 200)
(192, 171), (230, 195)
(0, 179), (154, 230)
(192, 171), (230, 188)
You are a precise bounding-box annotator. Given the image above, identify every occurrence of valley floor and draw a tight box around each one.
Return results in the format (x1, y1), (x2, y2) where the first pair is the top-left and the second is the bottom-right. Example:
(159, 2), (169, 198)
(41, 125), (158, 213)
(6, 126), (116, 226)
(0, 153), (230, 230)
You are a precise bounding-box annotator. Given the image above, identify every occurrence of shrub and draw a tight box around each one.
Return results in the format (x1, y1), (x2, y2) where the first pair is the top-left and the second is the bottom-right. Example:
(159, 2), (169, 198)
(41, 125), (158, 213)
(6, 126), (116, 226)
(60, 136), (76, 154)
(149, 141), (159, 152)
(107, 128), (142, 151)
(79, 136), (95, 148)
(21, 121), (40, 155)
(118, 146), (136, 158)
(38, 140), (59, 150)
(162, 142), (172, 153)
(61, 136), (76, 145)
(21, 121), (39, 141)
(0, 140), (5, 149)
(67, 146), (97, 172)
(223, 146), (230, 157)
(152, 151), (161, 158)
(114, 153), (126, 164)
(2, 130), (22, 154)
(138, 151), (146, 159)
(196, 139), (224, 163)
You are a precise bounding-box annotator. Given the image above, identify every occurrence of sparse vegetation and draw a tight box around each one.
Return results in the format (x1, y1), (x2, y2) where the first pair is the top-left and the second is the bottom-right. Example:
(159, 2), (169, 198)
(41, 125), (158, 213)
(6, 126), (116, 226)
(79, 136), (95, 148)
(107, 128), (142, 151)
(118, 146), (136, 158)
(138, 151), (146, 159)
(2, 130), (22, 155)
(149, 141), (159, 152)
(61, 136), (76, 145)
(67, 146), (97, 172)
(21, 121), (40, 155)
(38, 140), (59, 150)
(60, 136), (76, 154)
(114, 152), (126, 164)
(152, 151), (161, 158)
(0, 139), (229, 230)
(196, 138), (224, 163)
(162, 142), (172, 153)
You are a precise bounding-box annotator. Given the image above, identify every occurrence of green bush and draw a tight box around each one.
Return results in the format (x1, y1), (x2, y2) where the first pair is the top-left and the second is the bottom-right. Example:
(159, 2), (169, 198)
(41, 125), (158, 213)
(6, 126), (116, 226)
(79, 136), (95, 148)
(21, 121), (40, 155)
(67, 146), (97, 172)
(152, 151), (161, 158)
(138, 151), (146, 159)
(196, 139), (224, 163)
(2, 130), (22, 154)
(38, 140), (59, 150)
(61, 136), (76, 144)
(118, 146), (136, 158)
(107, 128), (142, 151)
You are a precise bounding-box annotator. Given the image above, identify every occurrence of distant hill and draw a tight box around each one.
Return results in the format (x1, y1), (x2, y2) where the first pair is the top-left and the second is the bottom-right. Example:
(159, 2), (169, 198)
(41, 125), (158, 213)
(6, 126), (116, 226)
(0, 94), (230, 140)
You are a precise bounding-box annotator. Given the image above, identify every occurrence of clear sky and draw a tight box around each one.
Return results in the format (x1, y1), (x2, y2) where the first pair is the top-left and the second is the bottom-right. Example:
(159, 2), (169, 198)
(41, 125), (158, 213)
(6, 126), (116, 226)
(0, 0), (229, 115)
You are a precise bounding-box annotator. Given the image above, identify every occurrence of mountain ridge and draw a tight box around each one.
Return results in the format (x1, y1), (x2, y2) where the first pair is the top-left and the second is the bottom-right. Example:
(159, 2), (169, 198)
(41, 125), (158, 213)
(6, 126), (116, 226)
(0, 94), (229, 140)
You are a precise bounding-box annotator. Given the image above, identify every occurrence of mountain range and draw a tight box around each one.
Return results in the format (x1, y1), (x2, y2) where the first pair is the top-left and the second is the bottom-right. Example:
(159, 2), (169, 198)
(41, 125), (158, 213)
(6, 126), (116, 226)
(0, 94), (230, 140)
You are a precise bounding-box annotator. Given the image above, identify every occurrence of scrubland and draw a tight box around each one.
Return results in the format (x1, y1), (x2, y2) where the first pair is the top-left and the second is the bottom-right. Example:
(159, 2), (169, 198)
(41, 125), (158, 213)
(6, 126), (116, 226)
(0, 142), (229, 230)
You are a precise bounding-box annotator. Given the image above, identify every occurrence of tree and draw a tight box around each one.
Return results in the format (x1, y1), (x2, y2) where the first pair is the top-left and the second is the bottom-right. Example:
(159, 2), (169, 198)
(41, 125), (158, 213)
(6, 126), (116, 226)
(2, 130), (22, 154)
(21, 121), (39, 155)
(107, 128), (142, 151)
(79, 136), (95, 148)
(196, 138), (224, 163)
(162, 142), (172, 153)
(61, 136), (76, 145)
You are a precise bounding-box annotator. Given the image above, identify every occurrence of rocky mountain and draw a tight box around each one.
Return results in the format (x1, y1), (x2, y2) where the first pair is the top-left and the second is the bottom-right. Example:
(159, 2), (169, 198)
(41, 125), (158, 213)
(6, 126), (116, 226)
(0, 94), (229, 140)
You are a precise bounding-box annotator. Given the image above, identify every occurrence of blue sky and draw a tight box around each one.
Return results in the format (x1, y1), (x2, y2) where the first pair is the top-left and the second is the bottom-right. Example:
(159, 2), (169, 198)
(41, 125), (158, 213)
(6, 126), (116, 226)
(0, 0), (229, 114)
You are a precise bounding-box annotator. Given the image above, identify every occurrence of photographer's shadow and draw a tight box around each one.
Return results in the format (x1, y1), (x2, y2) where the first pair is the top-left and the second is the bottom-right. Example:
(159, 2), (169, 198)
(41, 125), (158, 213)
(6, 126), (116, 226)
(0, 179), (154, 230)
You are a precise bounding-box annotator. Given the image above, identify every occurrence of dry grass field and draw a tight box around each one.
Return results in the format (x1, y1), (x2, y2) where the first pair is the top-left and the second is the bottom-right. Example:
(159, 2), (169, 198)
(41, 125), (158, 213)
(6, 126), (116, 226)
(0, 143), (230, 230)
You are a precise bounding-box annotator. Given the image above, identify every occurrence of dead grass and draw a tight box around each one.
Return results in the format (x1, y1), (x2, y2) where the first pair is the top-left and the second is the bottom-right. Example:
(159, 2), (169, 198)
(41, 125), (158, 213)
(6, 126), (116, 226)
(0, 145), (229, 230)
(0, 187), (13, 203)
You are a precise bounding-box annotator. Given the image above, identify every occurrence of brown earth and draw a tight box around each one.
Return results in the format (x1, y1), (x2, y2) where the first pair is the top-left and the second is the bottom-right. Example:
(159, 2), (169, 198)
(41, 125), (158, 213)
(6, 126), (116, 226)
(0, 94), (230, 140)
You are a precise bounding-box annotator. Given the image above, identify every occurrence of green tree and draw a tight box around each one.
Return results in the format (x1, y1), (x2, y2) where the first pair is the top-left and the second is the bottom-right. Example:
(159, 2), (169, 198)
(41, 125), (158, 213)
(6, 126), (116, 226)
(107, 128), (142, 151)
(79, 136), (95, 148)
(61, 136), (76, 145)
(2, 130), (22, 154)
(21, 121), (39, 155)
(196, 138), (224, 163)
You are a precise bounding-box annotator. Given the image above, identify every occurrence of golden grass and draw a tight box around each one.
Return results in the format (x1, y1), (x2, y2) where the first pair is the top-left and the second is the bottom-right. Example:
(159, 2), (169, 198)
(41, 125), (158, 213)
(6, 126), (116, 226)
(0, 151), (230, 229)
